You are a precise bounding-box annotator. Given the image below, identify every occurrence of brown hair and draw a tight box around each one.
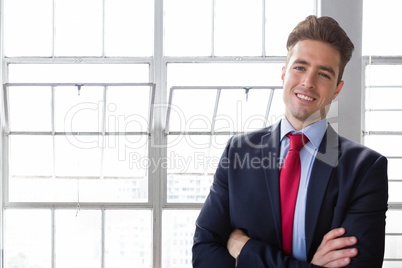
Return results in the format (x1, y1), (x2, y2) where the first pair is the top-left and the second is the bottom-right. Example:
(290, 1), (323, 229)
(286, 15), (355, 84)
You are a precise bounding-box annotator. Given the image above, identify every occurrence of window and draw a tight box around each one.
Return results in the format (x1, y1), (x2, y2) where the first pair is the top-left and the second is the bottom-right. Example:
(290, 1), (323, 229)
(6, 81), (154, 203)
(165, 63), (285, 204)
(363, 0), (402, 266)
(2, 0), (155, 267)
(1, 0), (318, 267)
(162, 0), (314, 266)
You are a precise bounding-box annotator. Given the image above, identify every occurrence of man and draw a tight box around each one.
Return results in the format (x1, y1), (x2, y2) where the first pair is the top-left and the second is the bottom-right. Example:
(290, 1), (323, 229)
(192, 15), (388, 267)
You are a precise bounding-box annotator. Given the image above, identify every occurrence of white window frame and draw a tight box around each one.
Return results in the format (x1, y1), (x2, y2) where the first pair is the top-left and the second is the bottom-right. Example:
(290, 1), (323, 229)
(362, 55), (402, 265)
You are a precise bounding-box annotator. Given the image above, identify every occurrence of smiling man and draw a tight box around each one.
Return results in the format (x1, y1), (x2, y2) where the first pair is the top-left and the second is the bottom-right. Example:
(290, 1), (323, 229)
(192, 15), (388, 268)
(282, 39), (343, 130)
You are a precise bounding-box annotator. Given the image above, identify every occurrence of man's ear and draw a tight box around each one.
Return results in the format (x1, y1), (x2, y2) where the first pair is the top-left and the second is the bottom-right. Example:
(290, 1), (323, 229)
(333, 80), (344, 99)
(281, 66), (286, 83)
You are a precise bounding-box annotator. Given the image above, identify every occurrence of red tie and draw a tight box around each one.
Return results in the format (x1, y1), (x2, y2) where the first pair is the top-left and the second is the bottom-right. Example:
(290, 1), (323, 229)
(280, 133), (309, 256)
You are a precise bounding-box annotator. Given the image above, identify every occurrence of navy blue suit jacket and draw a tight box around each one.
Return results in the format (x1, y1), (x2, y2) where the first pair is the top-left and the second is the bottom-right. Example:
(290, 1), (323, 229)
(192, 122), (388, 267)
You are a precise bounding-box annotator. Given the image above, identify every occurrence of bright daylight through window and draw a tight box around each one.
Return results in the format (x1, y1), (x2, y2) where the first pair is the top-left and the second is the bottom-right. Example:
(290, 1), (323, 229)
(1, 0), (400, 267)
(363, 0), (402, 266)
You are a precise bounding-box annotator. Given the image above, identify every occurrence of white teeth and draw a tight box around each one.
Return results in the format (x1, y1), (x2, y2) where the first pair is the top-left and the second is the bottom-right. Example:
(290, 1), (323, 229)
(297, 93), (314, 101)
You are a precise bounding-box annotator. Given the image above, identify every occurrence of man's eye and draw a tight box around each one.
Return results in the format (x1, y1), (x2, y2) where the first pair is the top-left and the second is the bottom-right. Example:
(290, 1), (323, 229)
(320, 73), (331, 79)
(295, 66), (305, 71)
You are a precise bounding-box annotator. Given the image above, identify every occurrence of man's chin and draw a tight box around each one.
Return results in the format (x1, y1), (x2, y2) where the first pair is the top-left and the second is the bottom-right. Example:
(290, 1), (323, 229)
(293, 112), (325, 126)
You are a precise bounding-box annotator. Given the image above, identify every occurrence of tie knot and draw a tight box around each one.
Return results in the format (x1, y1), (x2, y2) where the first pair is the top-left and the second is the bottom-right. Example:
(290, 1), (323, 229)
(287, 133), (309, 152)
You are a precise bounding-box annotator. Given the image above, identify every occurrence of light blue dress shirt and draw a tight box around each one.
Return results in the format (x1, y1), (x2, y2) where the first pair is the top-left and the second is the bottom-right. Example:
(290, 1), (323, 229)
(279, 118), (328, 261)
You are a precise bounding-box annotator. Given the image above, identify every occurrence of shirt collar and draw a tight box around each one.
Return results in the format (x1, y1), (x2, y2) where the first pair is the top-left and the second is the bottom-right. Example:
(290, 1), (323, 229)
(280, 118), (328, 150)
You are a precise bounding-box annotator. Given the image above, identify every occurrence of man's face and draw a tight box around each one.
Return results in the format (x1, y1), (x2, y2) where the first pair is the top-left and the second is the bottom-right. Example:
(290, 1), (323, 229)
(281, 39), (344, 130)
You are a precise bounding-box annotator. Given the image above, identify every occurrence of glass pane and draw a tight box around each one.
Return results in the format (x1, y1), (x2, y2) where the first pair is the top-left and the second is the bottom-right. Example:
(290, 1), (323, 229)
(167, 135), (228, 174)
(365, 87), (402, 110)
(388, 181), (402, 203)
(54, 0), (102, 56)
(105, 210), (152, 268)
(9, 177), (73, 202)
(4, 209), (51, 268)
(167, 135), (229, 203)
(386, 210), (402, 234)
(383, 261), (402, 268)
(106, 86), (151, 132)
(79, 178), (148, 202)
(10, 177), (148, 203)
(8, 86), (52, 131)
(4, 0), (52, 56)
(166, 135), (228, 203)
(167, 135), (210, 174)
(9, 136), (148, 203)
(167, 63), (283, 88)
(55, 210), (101, 268)
(365, 111), (402, 132)
(385, 211), (402, 267)
(54, 135), (101, 177)
(364, 135), (402, 158)
(54, 86), (104, 132)
(105, 0), (153, 56)
(162, 210), (200, 268)
(388, 158), (402, 181)
(168, 63), (284, 131)
(164, 0), (212, 56)
(168, 90), (216, 132)
(9, 135), (52, 177)
(215, 0), (262, 56)
(365, 65), (402, 87)
(268, 88), (285, 125)
(385, 235), (402, 259)
(265, 0), (315, 56)
(8, 64), (149, 83)
(167, 174), (213, 203)
(363, 0), (402, 56)
(216, 89), (271, 132)
(103, 135), (148, 178)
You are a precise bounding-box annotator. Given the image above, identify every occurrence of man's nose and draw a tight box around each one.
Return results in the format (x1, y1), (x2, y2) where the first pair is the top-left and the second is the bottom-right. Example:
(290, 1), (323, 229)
(301, 72), (316, 89)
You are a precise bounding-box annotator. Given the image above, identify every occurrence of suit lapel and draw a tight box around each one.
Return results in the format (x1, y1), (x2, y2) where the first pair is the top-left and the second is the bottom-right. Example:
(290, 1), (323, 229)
(261, 123), (282, 245)
(305, 125), (340, 255)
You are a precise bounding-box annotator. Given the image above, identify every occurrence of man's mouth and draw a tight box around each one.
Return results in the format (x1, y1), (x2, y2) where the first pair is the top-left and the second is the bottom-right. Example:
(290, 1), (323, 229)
(296, 93), (315, 101)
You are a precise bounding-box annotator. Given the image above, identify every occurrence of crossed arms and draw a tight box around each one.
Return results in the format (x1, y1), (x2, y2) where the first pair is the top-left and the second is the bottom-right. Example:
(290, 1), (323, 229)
(192, 134), (388, 268)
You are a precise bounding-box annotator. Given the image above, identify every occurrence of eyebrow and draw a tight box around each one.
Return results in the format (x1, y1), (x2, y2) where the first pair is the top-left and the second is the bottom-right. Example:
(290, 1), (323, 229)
(294, 59), (336, 77)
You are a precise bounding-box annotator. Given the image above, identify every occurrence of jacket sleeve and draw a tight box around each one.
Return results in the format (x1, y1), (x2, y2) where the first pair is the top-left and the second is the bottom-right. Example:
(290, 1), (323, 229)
(192, 141), (236, 268)
(330, 153), (388, 267)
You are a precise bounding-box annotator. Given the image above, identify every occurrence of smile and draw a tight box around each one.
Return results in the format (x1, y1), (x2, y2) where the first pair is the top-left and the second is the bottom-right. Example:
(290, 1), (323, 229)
(296, 93), (315, 101)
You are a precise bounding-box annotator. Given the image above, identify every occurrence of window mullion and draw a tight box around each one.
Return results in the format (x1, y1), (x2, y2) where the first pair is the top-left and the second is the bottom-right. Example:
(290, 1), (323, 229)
(101, 208), (105, 268)
(101, 0), (105, 57)
(52, 0), (55, 57)
(210, 88), (221, 135)
(52, 86), (56, 180)
(100, 86), (107, 179)
(262, 0), (266, 57)
(51, 208), (55, 268)
(152, 0), (165, 267)
(264, 88), (274, 128)
(211, 0), (216, 56)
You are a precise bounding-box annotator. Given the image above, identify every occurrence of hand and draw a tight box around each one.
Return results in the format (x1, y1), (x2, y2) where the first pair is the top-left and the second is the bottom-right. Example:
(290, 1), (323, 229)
(311, 228), (358, 267)
(227, 229), (250, 259)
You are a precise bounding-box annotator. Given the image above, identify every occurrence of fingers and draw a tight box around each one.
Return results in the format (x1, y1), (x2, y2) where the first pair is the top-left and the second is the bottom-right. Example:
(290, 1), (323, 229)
(322, 228), (357, 250)
(322, 233), (358, 267)
(311, 228), (358, 267)
(324, 247), (358, 267)
(230, 228), (246, 239)
(321, 228), (346, 244)
(227, 229), (250, 259)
